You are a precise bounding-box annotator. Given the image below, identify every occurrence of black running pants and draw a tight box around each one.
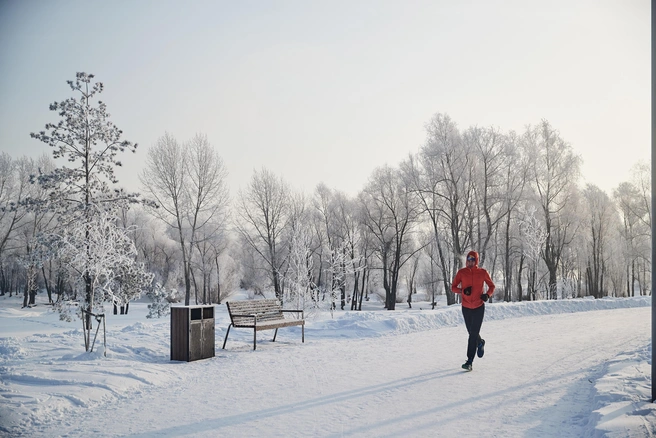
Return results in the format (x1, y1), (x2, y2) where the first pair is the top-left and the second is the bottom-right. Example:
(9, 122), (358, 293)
(462, 304), (485, 363)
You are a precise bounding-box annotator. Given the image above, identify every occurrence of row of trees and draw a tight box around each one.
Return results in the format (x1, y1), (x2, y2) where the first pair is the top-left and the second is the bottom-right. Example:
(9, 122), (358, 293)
(0, 74), (651, 341)
(231, 115), (651, 310)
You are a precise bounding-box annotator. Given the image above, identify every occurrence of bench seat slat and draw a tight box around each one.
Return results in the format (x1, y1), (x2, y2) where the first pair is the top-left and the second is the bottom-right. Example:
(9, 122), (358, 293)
(232, 318), (304, 328)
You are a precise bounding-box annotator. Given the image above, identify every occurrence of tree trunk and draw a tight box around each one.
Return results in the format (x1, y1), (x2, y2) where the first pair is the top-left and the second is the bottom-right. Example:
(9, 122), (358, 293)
(215, 257), (221, 304)
(190, 267), (199, 305)
(340, 257), (346, 310)
(358, 267), (367, 311)
(22, 282), (28, 308)
(0, 263), (5, 296)
(626, 264), (630, 297)
(517, 255), (524, 302)
(382, 250), (390, 309)
(631, 260), (635, 297)
(42, 265), (52, 303)
(350, 271), (360, 311)
(503, 214), (512, 302)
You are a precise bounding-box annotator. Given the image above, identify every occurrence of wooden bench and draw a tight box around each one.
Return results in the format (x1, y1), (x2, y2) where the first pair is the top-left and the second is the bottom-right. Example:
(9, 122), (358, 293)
(222, 299), (305, 350)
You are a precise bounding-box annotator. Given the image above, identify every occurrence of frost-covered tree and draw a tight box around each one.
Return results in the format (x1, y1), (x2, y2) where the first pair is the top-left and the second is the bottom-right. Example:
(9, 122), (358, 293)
(331, 193), (367, 311)
(359, 165), (422, 310)
(525, 120), (581, 299)
(497, 132), (528, 302)
(517, 204), (547, 301)
(15, 155), (58, 307)
(146, 283), (172, 319)
(215, 251), (239, 304)
(0, 154), (53, 298)
(0, 154), (48, 299)
(418, 232), (443, 309)
(0, 154), (28, 262)
(464, 125), (508, 262)
(613, 162), (652, 296)
(403, 249), (421, 308)
(236, 168), (291, 301)
(140, 133), (229, 306)
(312, 184), (339, 299)
(582, 185), (618, 298)
(282, 227), (317, 313)
(323, 239), (359, 317)
(27, 72), (145, 346)
(312, 185), (364, 310)
(126, 209), (181, 297)
(109, 259), (154, 314)
(402, 113), (469, 306)
(422, 114), (474, 273)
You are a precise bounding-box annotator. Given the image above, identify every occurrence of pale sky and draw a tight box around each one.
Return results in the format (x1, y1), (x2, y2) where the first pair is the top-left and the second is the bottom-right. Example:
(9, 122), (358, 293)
(0, 0), (650, 197)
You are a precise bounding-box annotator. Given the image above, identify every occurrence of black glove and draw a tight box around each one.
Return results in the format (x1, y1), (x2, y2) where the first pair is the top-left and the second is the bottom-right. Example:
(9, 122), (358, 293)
(481, 293), (488, 302)
(463, 286), (472, 296)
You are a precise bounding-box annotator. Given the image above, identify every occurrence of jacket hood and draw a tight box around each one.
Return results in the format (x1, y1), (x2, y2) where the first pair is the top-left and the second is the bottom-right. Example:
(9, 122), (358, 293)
(467, 251), (479, 266)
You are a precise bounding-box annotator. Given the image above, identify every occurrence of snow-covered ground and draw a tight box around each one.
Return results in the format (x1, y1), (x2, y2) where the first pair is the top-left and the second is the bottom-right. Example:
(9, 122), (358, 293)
(0, 294), (654, 437)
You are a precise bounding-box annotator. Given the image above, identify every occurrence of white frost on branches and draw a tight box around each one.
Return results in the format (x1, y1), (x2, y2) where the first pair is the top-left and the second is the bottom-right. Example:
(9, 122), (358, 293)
(518, 205), (547, 262)
(282, 228), (316, 313)
(48, 207), (152, 319)
(146, 283), (172, 319)
(324, 239), (363, 318)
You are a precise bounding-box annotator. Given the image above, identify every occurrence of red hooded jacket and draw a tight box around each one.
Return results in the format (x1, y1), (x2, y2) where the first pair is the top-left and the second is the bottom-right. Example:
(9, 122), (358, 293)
(451, 251), (495, 309)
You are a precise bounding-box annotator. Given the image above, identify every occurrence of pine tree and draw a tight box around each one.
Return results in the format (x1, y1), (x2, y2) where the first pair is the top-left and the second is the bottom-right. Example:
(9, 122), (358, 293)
(28, 72), (148, 351)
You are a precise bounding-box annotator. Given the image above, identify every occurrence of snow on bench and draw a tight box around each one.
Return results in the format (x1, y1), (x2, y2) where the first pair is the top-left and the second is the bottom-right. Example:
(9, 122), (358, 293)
(222, 299), (305, 350)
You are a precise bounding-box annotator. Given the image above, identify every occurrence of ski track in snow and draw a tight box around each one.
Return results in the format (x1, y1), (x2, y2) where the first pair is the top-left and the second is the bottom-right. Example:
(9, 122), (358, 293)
(0, 296), (654, 437)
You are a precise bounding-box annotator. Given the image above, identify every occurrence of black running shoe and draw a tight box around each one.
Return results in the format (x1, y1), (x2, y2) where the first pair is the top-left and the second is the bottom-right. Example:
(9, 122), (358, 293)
(461, 361), (472, 371)
(477, 339), (485, 358)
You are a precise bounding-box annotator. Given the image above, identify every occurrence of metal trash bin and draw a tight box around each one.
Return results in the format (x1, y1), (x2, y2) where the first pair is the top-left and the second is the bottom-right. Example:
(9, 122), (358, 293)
(170, 305), (215, 361)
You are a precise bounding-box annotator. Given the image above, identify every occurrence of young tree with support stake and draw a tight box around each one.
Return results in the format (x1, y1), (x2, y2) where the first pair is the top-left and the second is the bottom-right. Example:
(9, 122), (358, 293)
(27, 72), (149, 351)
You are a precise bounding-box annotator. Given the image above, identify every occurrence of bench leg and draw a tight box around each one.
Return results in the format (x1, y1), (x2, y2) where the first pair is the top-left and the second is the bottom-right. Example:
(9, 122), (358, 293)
(272, 328), (278, 342)
(302, 323), (305, 343)
(222, 324), (233, 349)
(253, 329), (257, 350)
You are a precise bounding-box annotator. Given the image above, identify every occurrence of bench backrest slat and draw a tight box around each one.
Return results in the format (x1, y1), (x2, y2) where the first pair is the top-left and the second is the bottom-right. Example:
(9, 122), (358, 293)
(226, 299), (284, 326)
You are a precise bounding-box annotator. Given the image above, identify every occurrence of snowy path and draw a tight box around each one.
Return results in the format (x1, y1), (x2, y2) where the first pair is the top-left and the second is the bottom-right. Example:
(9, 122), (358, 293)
(19, 306), (651, 438)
